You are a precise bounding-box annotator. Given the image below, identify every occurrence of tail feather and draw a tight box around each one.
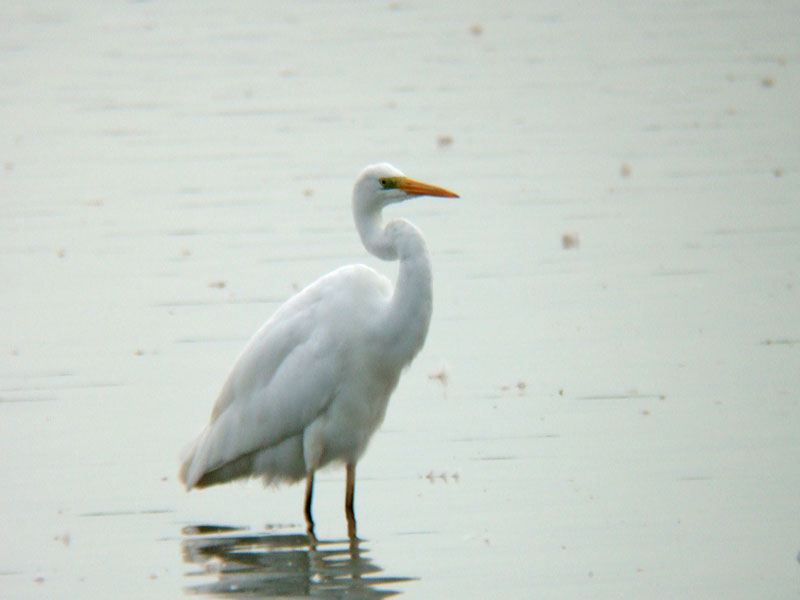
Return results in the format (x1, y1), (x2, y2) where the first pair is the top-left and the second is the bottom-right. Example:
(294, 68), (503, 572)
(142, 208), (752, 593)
(179, 427), (212, 490)
(179, 425), (309, 490)
(193, 454), (256, 488)
(179, 426), (260, 489)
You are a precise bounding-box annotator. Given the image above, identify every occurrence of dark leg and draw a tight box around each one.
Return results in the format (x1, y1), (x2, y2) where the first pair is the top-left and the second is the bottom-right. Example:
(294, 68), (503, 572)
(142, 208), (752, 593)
(304, 470), (316, 540)
(345, 463), (357, 539)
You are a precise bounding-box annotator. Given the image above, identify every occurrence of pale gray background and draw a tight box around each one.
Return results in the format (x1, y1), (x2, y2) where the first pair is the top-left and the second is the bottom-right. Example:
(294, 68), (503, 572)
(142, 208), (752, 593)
(2, 1), (798, 597)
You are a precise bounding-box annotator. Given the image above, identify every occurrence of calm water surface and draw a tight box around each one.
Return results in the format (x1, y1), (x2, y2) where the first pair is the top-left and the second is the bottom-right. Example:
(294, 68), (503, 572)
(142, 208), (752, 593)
(2, 1), (799, 598)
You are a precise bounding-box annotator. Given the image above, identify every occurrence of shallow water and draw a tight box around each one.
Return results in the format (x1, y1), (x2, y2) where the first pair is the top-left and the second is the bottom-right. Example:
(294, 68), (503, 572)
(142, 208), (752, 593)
(2, 1), (799, 598)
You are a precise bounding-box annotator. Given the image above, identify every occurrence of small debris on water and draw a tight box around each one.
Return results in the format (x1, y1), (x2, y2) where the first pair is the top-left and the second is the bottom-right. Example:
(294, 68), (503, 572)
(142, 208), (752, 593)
(422, 470), (459, 483)
(761, 338), (799, 346)
(561, 232), (580, 249)
(436, 134), (454, 148)
(428, 364), (449, 386)
(499, 380), (527, 395)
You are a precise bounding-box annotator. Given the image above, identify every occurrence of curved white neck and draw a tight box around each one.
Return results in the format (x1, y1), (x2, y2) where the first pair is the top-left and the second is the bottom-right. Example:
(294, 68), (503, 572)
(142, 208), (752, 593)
(355, 204), (433, 367)
(354, 202), (398, 260)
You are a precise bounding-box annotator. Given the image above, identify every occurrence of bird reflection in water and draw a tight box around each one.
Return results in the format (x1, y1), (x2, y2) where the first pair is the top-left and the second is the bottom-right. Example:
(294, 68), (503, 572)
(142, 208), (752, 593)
(181, 524), (414, 598)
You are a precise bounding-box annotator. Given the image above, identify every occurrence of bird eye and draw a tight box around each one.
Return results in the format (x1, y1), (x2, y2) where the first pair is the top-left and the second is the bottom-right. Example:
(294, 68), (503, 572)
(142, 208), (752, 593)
(379, 178), (387, 187)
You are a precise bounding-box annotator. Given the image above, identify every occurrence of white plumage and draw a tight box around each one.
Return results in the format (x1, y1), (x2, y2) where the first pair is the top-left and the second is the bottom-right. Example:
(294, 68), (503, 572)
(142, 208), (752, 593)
(179, 163), (458, 533)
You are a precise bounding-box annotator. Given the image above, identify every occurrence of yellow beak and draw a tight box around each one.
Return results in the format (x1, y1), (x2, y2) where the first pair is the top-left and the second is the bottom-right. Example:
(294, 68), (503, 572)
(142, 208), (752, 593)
(396, 176), (459, 198)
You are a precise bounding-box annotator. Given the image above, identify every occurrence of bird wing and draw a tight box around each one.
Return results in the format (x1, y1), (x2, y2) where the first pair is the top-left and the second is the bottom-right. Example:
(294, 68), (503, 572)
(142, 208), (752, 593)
(181, 264), (392, 489)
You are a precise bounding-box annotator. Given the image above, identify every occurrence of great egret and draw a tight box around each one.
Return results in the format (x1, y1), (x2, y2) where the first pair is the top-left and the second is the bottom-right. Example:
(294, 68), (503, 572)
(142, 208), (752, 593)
(179, 163), (458, 537)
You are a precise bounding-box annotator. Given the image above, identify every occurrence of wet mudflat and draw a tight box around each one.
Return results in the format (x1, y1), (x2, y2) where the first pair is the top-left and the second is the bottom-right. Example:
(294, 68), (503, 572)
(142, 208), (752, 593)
(1, 1), (799, 598)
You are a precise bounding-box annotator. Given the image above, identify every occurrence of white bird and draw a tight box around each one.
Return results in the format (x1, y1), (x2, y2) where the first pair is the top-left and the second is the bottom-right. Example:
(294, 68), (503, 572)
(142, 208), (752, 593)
(179, 163), (458, 536)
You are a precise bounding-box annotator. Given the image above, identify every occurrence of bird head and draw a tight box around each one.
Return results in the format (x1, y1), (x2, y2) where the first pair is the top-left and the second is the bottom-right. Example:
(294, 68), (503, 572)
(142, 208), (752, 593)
(354, 163), (458, 212)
